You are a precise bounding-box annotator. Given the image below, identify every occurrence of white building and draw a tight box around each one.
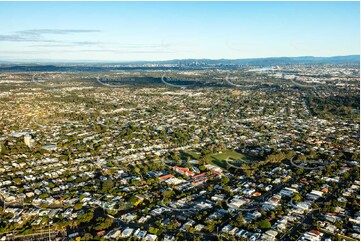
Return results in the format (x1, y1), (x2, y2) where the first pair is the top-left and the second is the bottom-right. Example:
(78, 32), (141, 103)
(24, 133), (35, 148)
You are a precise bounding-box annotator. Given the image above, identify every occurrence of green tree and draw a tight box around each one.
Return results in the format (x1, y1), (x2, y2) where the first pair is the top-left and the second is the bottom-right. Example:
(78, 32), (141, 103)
(134, 167), (140, 174)
(93, 217), (113, 231)
(162, 190), (173, 199)
(74, 203), (83, 211)
(81, 233), (93, 241)
(78, 210), (94, 224)
(221, 176), (230, 185)
(13, 178), (22, 185)
(293, 193), (302, 202)
(39, 193), (49, 199)
(296, 168), (304, 175)
(101, 180), (114, 193)
(258, 219), (271, 229)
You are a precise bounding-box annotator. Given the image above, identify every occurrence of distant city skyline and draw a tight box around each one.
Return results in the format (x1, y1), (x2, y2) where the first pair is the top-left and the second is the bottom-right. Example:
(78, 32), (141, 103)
(0, 1), (359, 61)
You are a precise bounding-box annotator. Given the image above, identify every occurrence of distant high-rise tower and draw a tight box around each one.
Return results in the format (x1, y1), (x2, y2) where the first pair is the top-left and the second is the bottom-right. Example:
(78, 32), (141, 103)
(24, 133), (35, 148)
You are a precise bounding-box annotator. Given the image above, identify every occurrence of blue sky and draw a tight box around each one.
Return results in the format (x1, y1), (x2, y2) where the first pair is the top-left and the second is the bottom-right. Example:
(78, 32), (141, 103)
(0, 1), (359, 61)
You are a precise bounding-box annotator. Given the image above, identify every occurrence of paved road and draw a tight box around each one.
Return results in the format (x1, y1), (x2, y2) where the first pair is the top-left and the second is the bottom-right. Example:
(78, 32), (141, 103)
(282, 209), (318, 240)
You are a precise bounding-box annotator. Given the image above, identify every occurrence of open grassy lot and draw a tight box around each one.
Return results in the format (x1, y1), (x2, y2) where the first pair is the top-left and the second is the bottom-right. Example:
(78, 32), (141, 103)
(184, 150), (201, 160)
(203, 150), (252, 169)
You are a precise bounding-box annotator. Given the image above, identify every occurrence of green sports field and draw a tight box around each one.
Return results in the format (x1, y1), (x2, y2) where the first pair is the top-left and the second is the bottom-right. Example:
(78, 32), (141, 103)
(203, 150), (251, 169)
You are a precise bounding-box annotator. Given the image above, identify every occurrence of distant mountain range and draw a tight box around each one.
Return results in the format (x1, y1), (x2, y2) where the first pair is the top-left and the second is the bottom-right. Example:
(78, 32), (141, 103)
(169, 55), (360, 64)
(150, 55), (359, 66)
(0, 55), (358, 72)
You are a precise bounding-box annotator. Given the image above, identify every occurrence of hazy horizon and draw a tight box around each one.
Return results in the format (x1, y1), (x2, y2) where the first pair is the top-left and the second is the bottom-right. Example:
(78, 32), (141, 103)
(0, 54), (360, 64)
